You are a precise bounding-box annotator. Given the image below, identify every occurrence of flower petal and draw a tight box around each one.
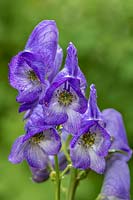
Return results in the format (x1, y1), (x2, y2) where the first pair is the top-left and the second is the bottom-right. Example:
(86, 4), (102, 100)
(8, 53), (39, 91)
(57, 152), (68, 171)
(42, 105), (68, 125)
(63, 109), (81, 135)
(68, 78), (87, 114)
(70, 140), (90, 169)
(16, 86), (41, 103)
(25, 20), (58, 75)
(20, 51), (46, 83)
(49, 45), (63, 82)
(93, 123), (111, 157)
(99, 155), (130, 200)
(89, 148), (106, 174)
(65, 42), (78, 76)
(30, 167), (49, 183)
(102, 109), (132, 161)
(24, 104), (68, 135)
(23, 125), (52, 142)
(39, 128), (61, 155)
(19, 102), (36, 113)
(24, 144), (48, 169)
(65, 42), (87, 92)
(8, 135), (27, 164)
(86, 84), (101, 120)
(25, 104), (46, 129)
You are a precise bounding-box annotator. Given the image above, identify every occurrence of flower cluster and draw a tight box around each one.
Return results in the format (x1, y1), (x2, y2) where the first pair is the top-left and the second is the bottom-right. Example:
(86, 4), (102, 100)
(8, 20), (132, 199)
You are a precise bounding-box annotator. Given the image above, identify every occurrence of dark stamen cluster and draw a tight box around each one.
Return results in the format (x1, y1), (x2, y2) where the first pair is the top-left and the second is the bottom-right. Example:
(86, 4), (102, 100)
(27, 70), (38, 81)
(81, 133), (96, 147)
(57, 90), (74, 106)
(30, 132), (44, 144)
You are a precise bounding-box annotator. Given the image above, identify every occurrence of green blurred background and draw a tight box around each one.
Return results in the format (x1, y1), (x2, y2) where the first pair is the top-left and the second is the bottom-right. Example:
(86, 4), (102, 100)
(0, 0), (133, 199)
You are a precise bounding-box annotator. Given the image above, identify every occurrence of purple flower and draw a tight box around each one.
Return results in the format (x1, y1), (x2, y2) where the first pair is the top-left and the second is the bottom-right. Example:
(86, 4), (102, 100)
(97, 155), (130, 200)
(96, 99), (132, 199)
(57, 152), (68, 171)
(102, 108), (132, 161)
(70, 84), (111, 173)
(41, 43), (87, 134)
(9, 127), (61, 169)
(29, 152), (67, 183)
(24, 104), (68, 131)
(30, 167), (50, 183)
(9, 20), (62, 111)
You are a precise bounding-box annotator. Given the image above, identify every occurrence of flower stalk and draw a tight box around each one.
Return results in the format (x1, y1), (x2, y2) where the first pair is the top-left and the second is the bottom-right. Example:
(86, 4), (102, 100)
(54, 155), (61, 200)
(60, 164), (72, 178)
(67, 168), (79, 200)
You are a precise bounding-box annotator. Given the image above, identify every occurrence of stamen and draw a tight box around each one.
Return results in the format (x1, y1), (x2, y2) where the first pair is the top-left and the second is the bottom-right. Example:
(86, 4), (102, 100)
(57, 89), (74, 106)
(30, 132), (44, 144)
(81, 133), (96, 147)
(27, 70), (38, 81)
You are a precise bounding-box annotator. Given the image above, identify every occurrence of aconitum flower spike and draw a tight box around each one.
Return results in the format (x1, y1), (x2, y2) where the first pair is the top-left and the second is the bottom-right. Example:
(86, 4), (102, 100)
(97, 155), (130, 200)
(70, 84), (111, 173)
(9, 20), (63, 111)
(42, 43), (87, 134)
(9, 127), (61, 169)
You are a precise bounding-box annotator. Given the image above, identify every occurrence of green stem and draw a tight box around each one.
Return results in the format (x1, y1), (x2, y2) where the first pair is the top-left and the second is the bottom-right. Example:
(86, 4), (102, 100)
(54, 155), (61, 200)
(60, 164), (72, 178)
(62, 135), (71, 162)
(67, 168), (79, 200)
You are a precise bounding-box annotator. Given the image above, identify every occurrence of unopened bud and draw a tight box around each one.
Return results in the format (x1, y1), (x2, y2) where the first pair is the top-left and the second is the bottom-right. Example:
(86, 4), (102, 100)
(50, 171), (56, 181)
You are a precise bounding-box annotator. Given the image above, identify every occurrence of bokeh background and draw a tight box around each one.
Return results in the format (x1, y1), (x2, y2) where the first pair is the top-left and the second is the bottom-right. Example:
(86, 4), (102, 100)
(0, 0), (133, 199)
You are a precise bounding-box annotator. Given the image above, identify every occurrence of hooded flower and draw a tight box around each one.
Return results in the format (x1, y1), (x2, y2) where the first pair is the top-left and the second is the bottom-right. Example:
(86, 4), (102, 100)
(9, 20), (63, 112)
(70, 84), (111, 173)
(29, 152), (67, 183)
(96, 155), (131, 200)
(96, 101), (132, 200)
(102, 108), (132, 161)
(9, 126), (61, 169)
(30, 167), (50, 183)
(24, 104), (68, 132)
(41, 42), (87, 134)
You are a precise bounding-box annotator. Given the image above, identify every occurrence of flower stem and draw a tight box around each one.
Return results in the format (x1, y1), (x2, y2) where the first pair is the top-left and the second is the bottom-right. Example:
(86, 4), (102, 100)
(60, 164), (72, 178)
(62, 135), (71, 162)
(54, 155), (61, 200)
(67, 168), (79, 200)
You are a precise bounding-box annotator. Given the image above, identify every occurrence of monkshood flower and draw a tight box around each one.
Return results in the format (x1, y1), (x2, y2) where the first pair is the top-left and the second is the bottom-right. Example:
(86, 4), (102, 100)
(9, 20), (63, 112)
(9, 126), (61, 169)
(70, 84), (111, 173)
(30, 152), (68, 183)
(97, 155), (130, 200)
(102, 108), (132, 161)
(96, 105), (132, 199)
(30, 167), (50, 183)
(25, 104), (68, 132)
(42, 42), (88, 134)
